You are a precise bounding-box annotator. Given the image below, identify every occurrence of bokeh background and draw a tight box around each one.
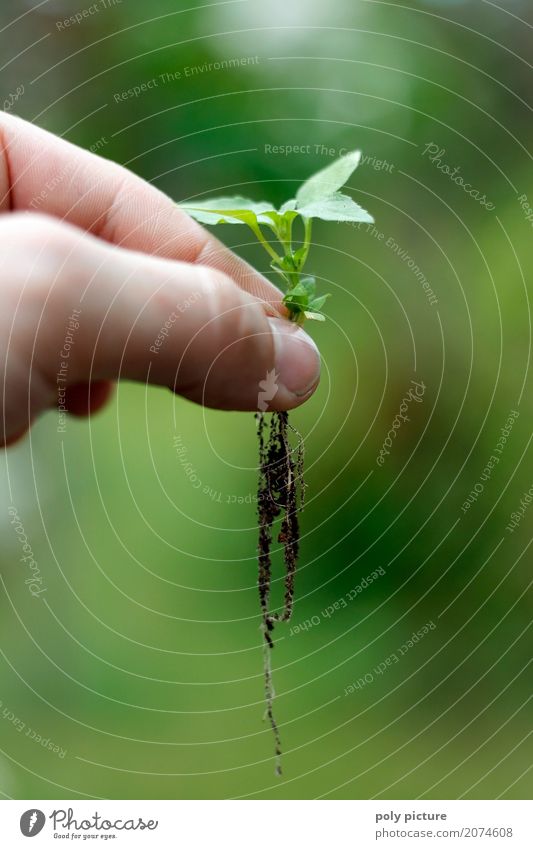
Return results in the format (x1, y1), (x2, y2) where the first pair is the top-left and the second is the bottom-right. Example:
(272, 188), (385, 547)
(0, 0), (531, 800)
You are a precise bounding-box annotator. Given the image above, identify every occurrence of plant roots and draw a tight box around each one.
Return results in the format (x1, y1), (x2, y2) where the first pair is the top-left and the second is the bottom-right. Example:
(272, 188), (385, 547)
(256, 411), (305, 776)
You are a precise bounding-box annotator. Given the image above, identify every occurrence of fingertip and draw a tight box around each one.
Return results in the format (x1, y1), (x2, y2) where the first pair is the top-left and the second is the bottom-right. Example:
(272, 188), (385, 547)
(1, 425), (30, 449)
(266, 318), (321, 410)
(65, 381), (115, 417)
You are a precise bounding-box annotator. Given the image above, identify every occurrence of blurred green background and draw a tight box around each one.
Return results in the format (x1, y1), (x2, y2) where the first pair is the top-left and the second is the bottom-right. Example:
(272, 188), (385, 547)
(0, 0), (531, 800)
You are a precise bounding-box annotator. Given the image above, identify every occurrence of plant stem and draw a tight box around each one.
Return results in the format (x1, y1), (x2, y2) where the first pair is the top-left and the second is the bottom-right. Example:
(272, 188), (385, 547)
(246, 221), (283, 265)
(249, 216), (317, 323)
(300, 217), (313, 267)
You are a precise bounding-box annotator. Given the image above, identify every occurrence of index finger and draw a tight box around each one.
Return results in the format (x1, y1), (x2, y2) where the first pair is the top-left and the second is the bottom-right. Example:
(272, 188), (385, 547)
(0, 112), (284, 310)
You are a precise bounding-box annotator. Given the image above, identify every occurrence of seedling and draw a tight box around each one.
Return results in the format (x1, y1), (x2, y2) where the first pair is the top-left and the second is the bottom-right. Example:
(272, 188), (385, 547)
(180, 151), (374, 774)
(180, 149), (373, 323)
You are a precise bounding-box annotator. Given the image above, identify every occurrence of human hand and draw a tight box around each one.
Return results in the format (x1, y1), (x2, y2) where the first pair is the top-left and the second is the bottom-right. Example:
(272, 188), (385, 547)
(0, 113), (320, 446)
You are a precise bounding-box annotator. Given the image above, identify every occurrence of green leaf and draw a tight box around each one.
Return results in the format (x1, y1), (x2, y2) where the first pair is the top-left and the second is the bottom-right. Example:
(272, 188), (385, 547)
(303, 311), (326, 321)
(308, 293), (330, 311)
(179, 196), (277, 225)
(279, 199), (298, 214)
(296, 191), (374, 223)
(296, 150), (362, 204)
(300, 276), (316, 297)
(283, 283), (310, 308)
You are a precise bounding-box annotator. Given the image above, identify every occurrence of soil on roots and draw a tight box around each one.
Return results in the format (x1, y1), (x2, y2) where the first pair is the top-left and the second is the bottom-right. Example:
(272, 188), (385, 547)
(256, 411), (305, 775)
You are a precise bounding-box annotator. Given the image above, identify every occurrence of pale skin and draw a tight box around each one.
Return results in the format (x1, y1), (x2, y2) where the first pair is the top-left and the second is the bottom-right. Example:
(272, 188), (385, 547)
(0, 113), (320, 447)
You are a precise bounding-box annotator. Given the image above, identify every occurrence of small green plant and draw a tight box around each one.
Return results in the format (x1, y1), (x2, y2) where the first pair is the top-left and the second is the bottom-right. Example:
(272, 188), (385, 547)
(180, 149), (374, 323)
(180, 151), (374, 775)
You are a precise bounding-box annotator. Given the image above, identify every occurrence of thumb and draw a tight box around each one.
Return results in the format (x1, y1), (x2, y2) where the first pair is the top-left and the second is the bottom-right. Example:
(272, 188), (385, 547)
(3, 215), (320, 440)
